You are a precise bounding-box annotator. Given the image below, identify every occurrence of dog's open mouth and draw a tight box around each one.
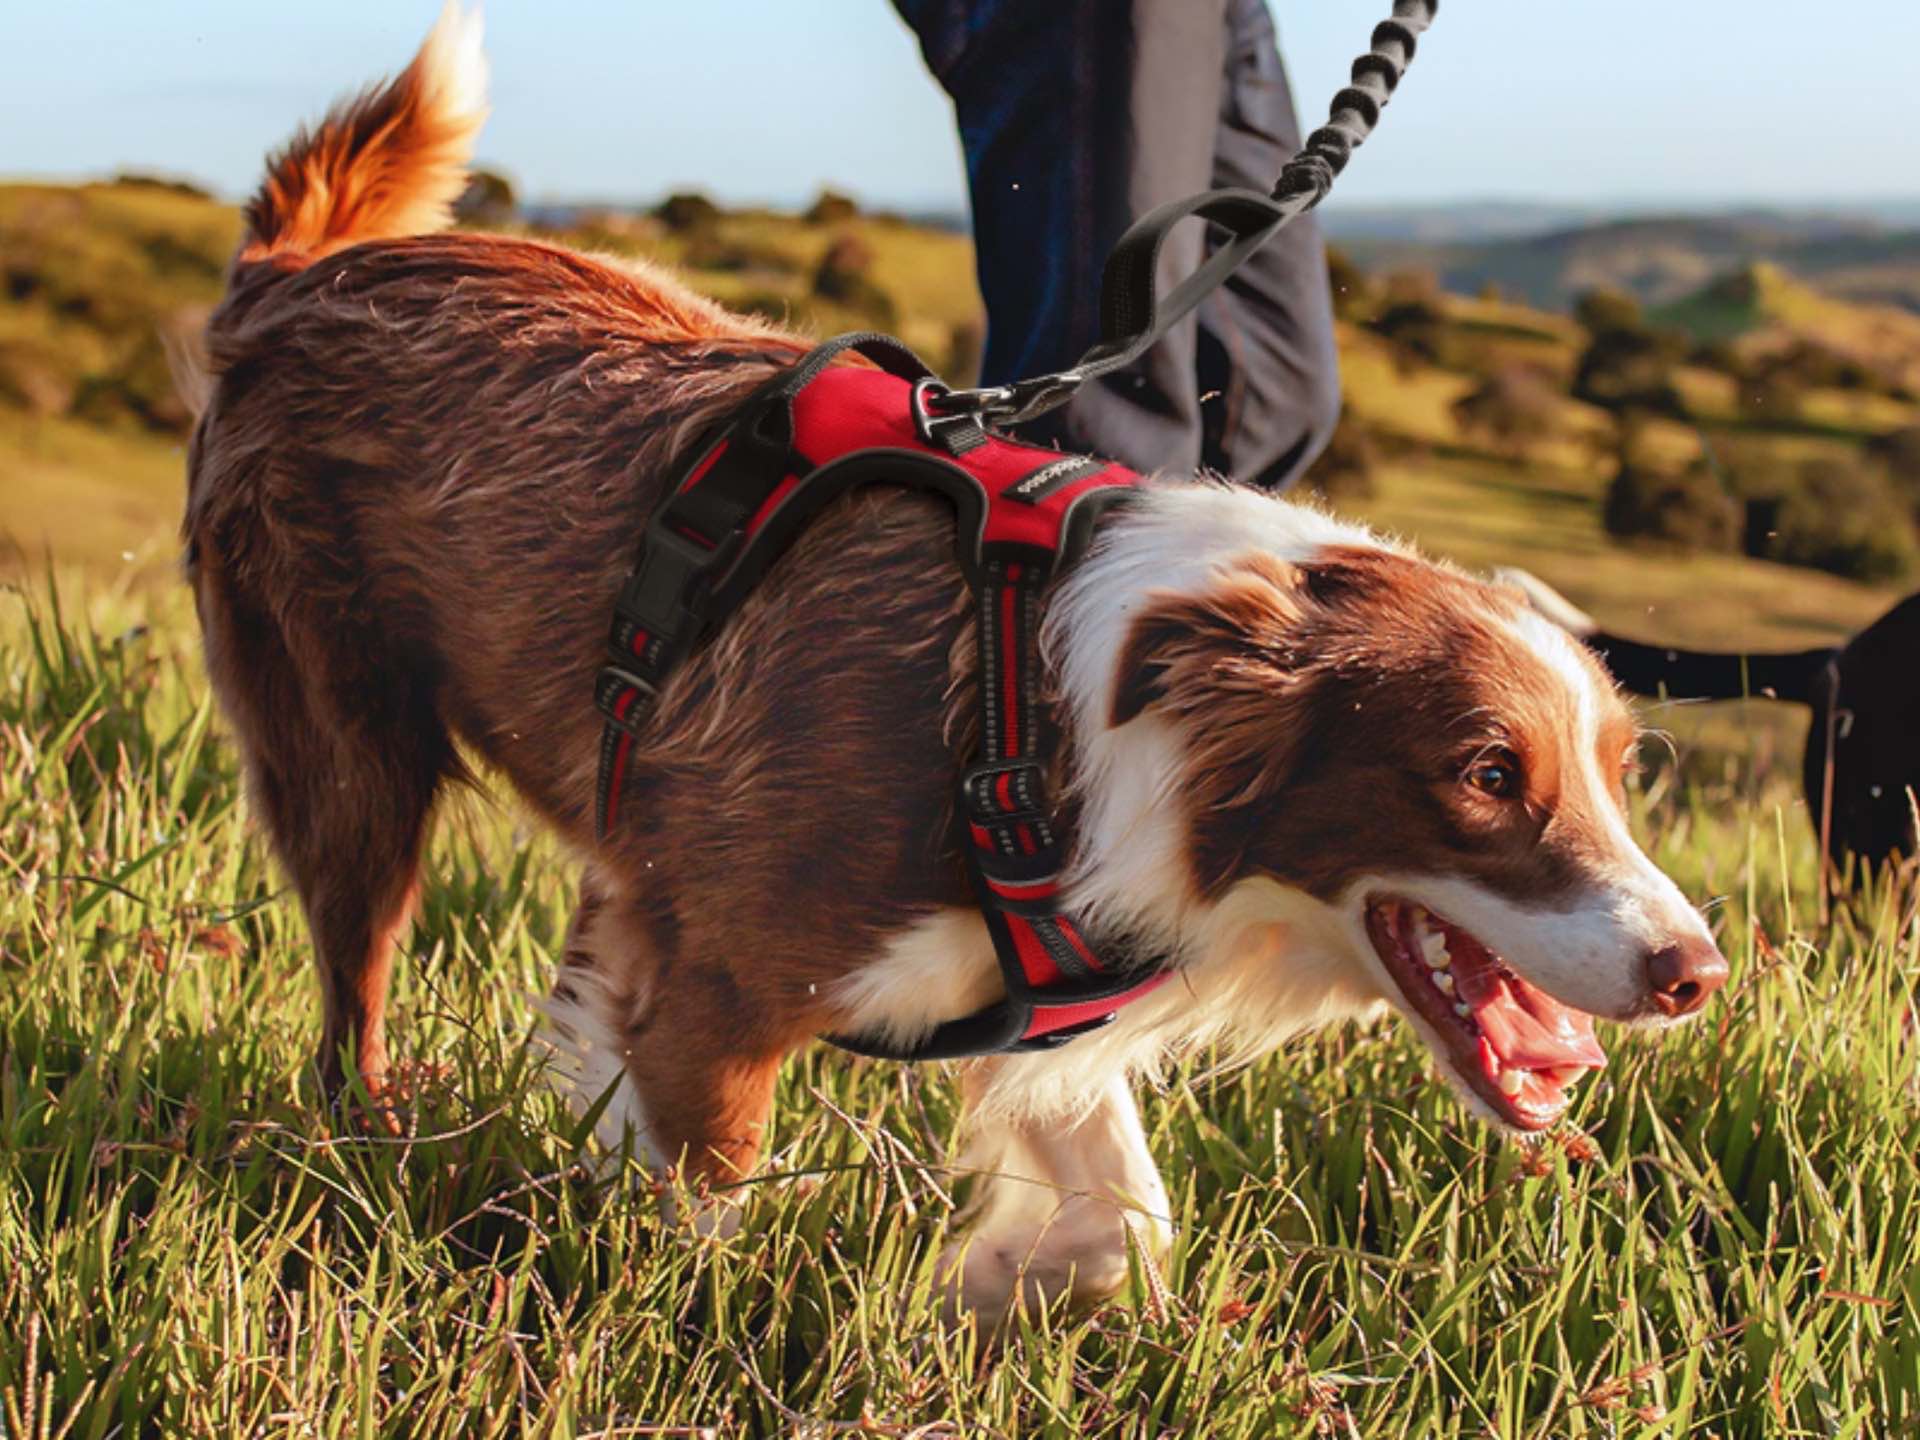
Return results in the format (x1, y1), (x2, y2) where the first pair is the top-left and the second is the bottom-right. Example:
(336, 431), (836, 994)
(1365, 897), (1606, 1130)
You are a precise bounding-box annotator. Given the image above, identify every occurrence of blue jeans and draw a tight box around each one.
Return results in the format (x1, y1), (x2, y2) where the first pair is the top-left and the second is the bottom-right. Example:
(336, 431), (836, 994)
(895, 0), (1340, 487)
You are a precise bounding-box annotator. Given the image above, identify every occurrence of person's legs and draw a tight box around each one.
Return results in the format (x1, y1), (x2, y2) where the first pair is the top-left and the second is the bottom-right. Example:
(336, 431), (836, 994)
(1197, 0), (1342, 488)
(895, 0), (1339, 485)
(896, 0), (1229, 476)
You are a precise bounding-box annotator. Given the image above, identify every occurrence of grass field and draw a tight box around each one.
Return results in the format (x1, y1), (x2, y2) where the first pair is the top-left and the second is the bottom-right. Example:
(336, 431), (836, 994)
(4, 181), (1920, 1434)
(3, 549), (1918, 1436)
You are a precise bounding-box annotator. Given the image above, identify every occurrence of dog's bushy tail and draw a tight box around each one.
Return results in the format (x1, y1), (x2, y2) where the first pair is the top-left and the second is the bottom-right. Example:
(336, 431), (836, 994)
(239, 2), (487, 269)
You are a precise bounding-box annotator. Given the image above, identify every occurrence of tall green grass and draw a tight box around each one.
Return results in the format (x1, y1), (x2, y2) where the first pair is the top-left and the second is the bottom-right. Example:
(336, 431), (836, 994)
(2, 577), (1916, 1437)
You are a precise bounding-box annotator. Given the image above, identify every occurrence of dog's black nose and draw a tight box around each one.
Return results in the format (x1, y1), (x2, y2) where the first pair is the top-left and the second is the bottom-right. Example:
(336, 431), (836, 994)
(1645, 939), (1728, 1017)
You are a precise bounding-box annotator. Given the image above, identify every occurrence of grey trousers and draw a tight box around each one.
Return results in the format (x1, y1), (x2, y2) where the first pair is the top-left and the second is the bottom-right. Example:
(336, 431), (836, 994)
(896, 0), (1341, 487)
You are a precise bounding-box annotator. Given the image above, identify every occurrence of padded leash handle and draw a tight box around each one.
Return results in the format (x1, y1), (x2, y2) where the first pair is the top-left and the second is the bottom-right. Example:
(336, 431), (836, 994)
(935, 0), (1437, 426)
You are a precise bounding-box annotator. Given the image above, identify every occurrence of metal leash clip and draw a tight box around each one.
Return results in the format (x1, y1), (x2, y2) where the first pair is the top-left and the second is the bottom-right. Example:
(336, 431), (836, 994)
(926, 370), (1087, 429)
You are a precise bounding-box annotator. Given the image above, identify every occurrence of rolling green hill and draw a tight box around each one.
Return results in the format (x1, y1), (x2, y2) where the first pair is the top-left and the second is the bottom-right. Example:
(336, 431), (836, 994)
(1, 179), (1911, 658)
(1340, 212), (1920, 316)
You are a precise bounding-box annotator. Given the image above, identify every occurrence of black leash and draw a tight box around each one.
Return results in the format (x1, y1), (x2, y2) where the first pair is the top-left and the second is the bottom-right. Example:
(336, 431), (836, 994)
(931, 0), (1439, 428)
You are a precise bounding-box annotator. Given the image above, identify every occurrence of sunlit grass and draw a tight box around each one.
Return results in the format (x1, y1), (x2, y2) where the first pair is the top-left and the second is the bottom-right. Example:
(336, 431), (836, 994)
(3, 573), (1916, 1437)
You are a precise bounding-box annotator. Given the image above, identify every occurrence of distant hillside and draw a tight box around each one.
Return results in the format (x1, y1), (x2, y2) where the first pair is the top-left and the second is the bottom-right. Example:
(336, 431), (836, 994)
(5, 179), (1916, 623)
(1652, 261), (1920, 395)
(1341, 213), (1920, 315)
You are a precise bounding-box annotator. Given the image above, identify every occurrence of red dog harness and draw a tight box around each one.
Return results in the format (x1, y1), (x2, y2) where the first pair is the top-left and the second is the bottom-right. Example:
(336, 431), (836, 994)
(592, 334), (1171, 1060)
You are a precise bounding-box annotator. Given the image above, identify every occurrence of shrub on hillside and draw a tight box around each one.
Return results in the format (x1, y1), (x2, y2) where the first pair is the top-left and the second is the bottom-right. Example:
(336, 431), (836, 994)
(1367, 276), (1449, 374)
(1300, 407), (1378, 502)
(803, 189), (860, 226)
(1570, 286), (1687, 418)
(454, 168), (518, 227)
(1573, 325), (1685, 417)
(109, 172), (214, 200)
(1688, 338), (1744, 376)
(1737, 341), (1890, 423)
(945, 315), (985, 387)
(1574, 287), (1643, 337)
(681, 229), (804, 277)
(0, 333), (76, 416)
(653, 191), (720, 233)
(1736, 365), (1806, 425)
(1866, 426), (1920, 519)
(69, 316), (201, 434)
(1326, 246), (1373, 322)
(1764, 460), (1918, 582)
(1603, 460), (1741, 552)
(811, 233), (895, 329)
(1450, 365), (1560, 459)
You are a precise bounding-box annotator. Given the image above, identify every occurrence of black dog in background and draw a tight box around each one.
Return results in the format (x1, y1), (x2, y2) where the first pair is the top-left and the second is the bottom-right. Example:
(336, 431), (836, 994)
(1512, 572), (1920, 884)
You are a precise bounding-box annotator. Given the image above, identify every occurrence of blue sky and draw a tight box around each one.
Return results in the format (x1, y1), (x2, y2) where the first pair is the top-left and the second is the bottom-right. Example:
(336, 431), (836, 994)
(2, 2), (1915, 212)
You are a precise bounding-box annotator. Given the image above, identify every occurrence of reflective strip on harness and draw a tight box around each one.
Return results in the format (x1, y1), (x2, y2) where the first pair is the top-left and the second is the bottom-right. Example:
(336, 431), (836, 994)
(591, 333), (1167, 1061)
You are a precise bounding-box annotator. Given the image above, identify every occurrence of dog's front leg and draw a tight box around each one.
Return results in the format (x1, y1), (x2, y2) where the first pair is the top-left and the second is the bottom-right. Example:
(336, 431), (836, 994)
(939, 1061), (1172, 1321)
(544, 879), (784, 1230)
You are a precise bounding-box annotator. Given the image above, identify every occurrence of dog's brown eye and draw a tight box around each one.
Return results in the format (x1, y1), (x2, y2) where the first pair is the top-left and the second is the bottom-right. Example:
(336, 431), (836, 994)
(1465, 750), (1521, 799)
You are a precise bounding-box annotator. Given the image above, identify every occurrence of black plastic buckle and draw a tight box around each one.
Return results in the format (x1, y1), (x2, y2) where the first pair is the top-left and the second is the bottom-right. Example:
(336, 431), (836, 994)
(960, 758), (1050, 827)
(593, 666), (659, 737)
(618, 523), (726, 643)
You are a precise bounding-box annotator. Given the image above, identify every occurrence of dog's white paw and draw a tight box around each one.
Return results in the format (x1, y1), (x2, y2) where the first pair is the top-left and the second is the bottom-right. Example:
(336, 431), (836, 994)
(937, 1194), (1168, 1321)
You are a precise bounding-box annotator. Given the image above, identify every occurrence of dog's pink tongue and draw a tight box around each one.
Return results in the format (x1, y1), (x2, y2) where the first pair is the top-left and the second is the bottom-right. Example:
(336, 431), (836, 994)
(1460, 969), (1607, 1070)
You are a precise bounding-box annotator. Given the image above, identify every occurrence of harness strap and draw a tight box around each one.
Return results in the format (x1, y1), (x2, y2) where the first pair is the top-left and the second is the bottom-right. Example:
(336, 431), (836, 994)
(593, 336), (1169, 1060)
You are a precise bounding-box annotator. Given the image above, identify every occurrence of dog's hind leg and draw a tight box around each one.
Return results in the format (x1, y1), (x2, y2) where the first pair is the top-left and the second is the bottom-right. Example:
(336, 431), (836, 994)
(939, 1063), (1173, 1321)
(192, 553), (453, 1105)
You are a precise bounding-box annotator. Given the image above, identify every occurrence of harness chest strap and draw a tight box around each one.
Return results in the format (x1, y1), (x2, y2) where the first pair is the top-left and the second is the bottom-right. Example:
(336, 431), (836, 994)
(591, 333), (1171, 1060)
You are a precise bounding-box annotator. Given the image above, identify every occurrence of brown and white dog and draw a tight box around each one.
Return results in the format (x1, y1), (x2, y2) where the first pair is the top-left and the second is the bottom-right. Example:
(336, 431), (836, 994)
(184, 8), (1727, 1314)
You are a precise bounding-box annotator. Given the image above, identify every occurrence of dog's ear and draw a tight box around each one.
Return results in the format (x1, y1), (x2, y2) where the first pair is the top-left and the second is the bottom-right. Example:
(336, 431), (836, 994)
(1109, 555), (1308, 730)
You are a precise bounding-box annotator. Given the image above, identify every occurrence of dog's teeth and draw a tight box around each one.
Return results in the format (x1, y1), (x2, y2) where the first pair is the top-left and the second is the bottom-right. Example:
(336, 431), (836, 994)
(1454, 1002), (1474, 1019)
(1499, 1068), (1526, 1097)
(1545, 1064), (1587, 1087)
(1421, 933), (1451, 969)
(1433, 970), (1455, 995)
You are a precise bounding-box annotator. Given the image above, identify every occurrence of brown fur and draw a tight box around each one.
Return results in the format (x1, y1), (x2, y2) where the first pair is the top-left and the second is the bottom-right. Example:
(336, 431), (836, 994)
(187, 225), (993, 1132)
(189, 22), (1709, 1189)
(242, 13), (485, 267)
(1112, 547), (1643, 904)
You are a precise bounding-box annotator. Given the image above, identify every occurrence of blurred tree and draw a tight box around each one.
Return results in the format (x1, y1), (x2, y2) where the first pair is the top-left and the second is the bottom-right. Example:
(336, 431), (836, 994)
(804, 189), (860, 226)
(1687, 337), (1743, 376)
(654, 192), (721, 232)
(1451, 365), (1560, 460)
(1767, 459), (1918, 581)
(1736, 361), (1807, 425)
(0, 335), (74, 417)
(812, 233), (896, 329)
(1603, 459), (1741, 552)
(455, 168), (518, 227)
(110, 171), (213, 199)
(1325, 246), (1373, 323)
(1367, 274), (1447, 374)
(1573, 325), (1684, 417)
(946, 314), (985, 387)
(1300, 406), (1378, 502)
(1866, 425), (1920, 518)
(1573, 287), (1643, 336)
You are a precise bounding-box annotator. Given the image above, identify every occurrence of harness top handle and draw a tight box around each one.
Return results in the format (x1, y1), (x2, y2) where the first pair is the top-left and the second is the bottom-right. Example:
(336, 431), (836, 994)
(592, 331), (1169, 1062)
(934, 0), (1438, 428)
